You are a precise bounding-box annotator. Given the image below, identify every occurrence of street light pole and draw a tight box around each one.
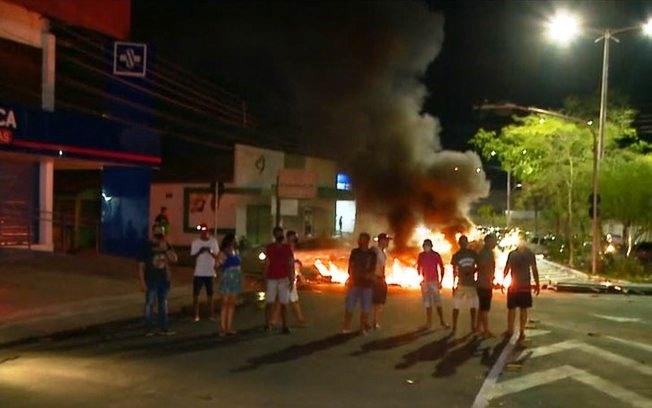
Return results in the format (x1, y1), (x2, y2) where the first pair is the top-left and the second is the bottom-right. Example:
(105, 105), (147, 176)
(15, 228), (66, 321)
(544, 11), (652, 274)
(506, 169), (511, 227)
(591, 29), (611, 276)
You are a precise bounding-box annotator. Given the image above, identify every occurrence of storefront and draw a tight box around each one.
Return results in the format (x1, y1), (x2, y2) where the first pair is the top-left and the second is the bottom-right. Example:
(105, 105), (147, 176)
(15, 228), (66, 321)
(0, 101), (160, 257)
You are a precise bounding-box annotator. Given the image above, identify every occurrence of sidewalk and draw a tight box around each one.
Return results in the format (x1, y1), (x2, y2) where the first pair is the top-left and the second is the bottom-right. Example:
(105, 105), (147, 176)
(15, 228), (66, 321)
(539, 258), (652, 295)
(0, 248), (267, 346)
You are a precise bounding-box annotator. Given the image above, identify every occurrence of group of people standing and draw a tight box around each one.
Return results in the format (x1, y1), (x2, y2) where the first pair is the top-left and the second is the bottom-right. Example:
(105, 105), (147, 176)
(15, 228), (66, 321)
(139, 223), (243, 337)
(139, 220), (540, 344)
(138, 223), (306, 337)
(343, 231), (540, 344)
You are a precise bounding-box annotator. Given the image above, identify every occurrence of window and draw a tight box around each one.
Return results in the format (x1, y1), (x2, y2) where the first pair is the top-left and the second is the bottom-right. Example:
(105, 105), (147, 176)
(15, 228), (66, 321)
(336, 172), (351, 191)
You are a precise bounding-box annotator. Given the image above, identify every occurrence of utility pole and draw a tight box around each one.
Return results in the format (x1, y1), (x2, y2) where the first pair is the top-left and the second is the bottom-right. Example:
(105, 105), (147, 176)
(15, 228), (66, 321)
(506, 169), (511, 228)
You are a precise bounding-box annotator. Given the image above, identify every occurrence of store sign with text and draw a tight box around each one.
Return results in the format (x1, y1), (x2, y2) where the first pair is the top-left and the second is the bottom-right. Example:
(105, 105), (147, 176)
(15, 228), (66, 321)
(0, 106), (17, 145)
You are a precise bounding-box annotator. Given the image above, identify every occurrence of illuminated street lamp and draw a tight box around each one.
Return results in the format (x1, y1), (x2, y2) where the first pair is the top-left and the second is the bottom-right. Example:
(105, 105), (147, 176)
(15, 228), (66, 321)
(545, 10), (581, 46)
(546, 10), (652, 275)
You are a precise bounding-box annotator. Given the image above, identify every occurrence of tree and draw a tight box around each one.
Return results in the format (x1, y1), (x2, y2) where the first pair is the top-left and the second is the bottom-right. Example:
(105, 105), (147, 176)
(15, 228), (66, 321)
(471, 97), (641, 267)
(600, 152), (652, 255)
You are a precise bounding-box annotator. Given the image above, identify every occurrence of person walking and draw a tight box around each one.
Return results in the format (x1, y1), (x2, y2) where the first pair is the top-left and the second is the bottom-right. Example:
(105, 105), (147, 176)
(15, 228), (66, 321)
(417, 239), (449, 329)
(190, 223), (219, 322)
(342, 233), (376, 334)
(476, 234), (497, 338)
(502, 232), (540, 345)
(264, 226), (295, 334)
(286, 230), (307, 327)
(217, 233), (241, 336)
(451, 235), (479, 335)
(139, 224), (178, 336)
(371, 233), (390, 329)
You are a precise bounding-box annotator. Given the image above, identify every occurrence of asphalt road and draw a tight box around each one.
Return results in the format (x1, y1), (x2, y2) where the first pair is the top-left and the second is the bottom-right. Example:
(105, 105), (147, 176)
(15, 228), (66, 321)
(0, 285), (650, 407)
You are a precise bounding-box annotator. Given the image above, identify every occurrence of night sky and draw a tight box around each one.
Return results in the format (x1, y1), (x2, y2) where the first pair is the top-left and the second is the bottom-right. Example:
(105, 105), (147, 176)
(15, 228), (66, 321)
(132, 0), (652, 154)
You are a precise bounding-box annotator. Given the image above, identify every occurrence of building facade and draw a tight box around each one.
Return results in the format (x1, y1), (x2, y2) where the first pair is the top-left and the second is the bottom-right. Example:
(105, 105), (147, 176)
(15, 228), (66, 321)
(0, 0), (159, 257)
(151, 144), (355, 247)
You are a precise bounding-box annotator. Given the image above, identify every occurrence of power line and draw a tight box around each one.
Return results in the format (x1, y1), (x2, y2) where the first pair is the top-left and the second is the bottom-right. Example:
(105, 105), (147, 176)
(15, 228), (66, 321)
(56, 33), (249, 121)
(52, 22), (249, 119)
(0, 81), (234, 152)
(57, 52), (247, 128)
(56, 72), (263, 146)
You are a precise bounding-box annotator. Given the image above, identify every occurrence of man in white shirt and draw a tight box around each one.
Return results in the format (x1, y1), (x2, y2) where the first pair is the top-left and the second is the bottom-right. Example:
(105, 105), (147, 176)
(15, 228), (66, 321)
(372, 233), (390, 329)
(190, 223), (219, 322)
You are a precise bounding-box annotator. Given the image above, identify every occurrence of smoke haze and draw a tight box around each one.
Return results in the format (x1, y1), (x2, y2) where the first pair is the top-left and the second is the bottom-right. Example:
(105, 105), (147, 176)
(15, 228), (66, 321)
(142, 1), (490, 246)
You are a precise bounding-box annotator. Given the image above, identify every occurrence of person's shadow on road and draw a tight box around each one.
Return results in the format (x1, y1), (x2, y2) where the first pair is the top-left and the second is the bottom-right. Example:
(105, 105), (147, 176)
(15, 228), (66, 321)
(350, 327), (432, 356)
(231, 332), (358, 372)
(395, 333), (458, 369)
(432, 335), (485, 377)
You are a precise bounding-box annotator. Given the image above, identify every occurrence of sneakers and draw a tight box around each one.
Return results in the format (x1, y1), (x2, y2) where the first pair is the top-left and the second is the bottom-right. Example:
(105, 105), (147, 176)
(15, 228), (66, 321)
(158, 329), (176, 336)
(145, 330), (156, 337)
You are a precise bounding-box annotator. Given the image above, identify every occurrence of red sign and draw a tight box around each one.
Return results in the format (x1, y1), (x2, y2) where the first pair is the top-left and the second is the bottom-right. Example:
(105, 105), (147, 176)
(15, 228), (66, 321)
(0, 129), (12, 145)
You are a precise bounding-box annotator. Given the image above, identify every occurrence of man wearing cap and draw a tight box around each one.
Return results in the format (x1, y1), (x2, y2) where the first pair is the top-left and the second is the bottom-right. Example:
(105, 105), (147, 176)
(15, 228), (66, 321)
(139, 224), (178, 336)
(372, 233), (390, 329)
(451, 235), (479, 335)
(190, 223), (219, 322)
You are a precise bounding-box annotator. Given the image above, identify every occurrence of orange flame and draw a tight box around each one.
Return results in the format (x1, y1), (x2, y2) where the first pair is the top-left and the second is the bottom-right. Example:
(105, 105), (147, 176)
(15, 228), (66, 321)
(308, 226), (521, 290)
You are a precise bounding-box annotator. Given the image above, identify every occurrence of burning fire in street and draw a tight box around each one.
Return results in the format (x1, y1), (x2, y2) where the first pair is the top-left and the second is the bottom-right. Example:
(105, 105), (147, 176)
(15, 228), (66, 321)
(306, 226), (518, 290)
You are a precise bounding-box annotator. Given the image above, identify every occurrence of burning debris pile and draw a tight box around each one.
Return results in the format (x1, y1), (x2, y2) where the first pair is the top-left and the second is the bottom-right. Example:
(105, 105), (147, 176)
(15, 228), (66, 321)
(299, 228), (520, 290)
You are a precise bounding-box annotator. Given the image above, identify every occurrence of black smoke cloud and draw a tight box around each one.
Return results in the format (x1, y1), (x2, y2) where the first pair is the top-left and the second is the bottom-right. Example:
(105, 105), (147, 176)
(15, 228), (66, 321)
(141, 1), (490, 247)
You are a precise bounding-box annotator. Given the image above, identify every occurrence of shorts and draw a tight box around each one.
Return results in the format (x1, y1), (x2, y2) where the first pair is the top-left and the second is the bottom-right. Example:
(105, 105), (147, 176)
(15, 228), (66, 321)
(453, 285), (479, 310)
(477, 288), (493, 311)
(421, 281), (442, 308)
(266, 278), (291, 305)
(373, 278), (388, 304)
(507, 290), (532, 309)
(193, 276), (214, 297)
(289, 281), (299, 303)
(345, 286), (373, 313)
(219, 267), (242, 295)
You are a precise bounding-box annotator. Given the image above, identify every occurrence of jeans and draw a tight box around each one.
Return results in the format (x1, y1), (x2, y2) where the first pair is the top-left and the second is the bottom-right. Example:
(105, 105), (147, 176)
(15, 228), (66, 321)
(145, 280), (170, 330)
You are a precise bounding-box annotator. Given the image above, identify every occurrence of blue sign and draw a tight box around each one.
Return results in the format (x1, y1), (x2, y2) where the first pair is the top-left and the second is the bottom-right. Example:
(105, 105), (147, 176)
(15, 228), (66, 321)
(113, 41), (147, 77)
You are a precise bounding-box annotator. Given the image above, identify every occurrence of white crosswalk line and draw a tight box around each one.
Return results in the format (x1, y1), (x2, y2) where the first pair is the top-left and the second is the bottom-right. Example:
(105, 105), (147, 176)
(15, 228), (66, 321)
(524, 329), (551, 338)
(605, 336), (652, 353)
(487, 365), (652, 407)
(528, 340), (652, 376)
(472, 331), (520, 408)
(528, 340), (582, 358)
(594, 314), (643, 323)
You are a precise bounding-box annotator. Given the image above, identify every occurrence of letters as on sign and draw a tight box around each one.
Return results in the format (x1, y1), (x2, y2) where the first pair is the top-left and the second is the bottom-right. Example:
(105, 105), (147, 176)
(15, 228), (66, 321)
(0, 108), (17, 129)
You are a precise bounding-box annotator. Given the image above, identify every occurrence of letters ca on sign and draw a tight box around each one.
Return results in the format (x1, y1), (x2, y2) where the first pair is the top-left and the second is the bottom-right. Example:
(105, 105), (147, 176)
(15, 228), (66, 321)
(0, 107), (17, 145)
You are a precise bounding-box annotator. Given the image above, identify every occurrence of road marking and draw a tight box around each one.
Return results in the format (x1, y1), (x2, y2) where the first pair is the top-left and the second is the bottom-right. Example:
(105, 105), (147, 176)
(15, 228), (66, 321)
(471, 331), (520, 408)
(487, 365), (652, 408)
(524, 329), (551, 338)
(605, 336), (652, 354)
(527, 340), (652, 376)
(593, 314), (642, 323)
